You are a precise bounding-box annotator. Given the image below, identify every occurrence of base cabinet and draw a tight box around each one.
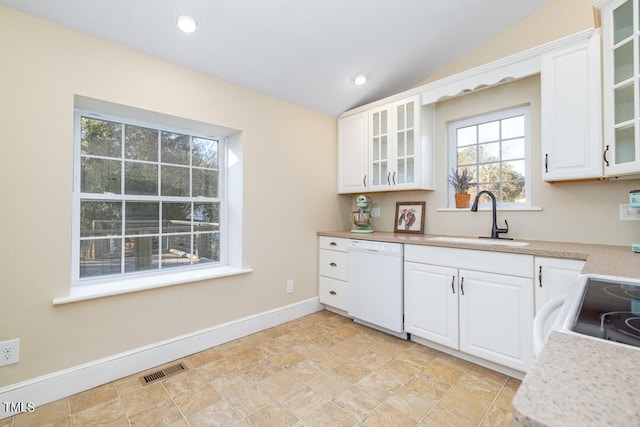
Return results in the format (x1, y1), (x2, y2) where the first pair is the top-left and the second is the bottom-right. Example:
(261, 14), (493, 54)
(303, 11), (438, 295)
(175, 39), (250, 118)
(318, 237), (349, 311)
(404, 245), (534, 372)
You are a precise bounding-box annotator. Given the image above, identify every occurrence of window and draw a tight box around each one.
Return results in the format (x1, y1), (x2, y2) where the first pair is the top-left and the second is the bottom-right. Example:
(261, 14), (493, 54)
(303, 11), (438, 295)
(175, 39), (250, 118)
(73, 111), (225, 284)
(448, 106), (530, 208)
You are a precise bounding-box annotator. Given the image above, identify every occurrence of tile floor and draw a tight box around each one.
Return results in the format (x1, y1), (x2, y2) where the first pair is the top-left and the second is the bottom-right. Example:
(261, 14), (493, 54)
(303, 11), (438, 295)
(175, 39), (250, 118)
(3, 310), (520, 427)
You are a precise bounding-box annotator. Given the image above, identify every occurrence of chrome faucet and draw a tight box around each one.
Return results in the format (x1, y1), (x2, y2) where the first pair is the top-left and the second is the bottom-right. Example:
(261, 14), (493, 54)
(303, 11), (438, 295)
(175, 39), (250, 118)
(470, 190), (511, 240)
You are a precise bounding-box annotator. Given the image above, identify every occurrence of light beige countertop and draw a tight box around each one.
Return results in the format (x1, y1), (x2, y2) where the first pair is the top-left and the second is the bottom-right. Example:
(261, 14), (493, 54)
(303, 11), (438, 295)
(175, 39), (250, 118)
(318, 230), (640, 426)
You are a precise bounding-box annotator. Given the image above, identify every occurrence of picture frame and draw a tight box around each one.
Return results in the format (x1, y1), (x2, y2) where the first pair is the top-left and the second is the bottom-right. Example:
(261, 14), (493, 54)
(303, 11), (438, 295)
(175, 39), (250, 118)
(394, 202), (426, 234)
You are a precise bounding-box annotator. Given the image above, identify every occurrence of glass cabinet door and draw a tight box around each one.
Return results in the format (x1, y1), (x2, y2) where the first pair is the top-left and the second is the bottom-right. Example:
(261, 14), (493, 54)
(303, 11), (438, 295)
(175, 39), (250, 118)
(604, 0), (639, 170)
(371, 109), (389, 187)
(395, 100), (416, 185)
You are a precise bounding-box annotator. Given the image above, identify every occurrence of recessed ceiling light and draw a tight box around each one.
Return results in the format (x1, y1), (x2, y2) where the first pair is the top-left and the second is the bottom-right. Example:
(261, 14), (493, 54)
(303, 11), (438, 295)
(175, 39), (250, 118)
(176, 14), (198, 33)
(352, 74), (368, 86)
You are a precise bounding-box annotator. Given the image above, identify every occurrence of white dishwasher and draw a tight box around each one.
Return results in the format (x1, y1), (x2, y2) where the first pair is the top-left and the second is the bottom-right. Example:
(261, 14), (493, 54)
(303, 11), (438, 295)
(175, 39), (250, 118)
(347, 239), (405, 337)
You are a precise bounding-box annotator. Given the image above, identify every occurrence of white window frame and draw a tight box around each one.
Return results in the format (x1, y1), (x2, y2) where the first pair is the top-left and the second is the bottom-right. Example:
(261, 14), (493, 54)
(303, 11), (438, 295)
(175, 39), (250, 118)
(447, 105), (531, 209)
(58, 97), (250, 304)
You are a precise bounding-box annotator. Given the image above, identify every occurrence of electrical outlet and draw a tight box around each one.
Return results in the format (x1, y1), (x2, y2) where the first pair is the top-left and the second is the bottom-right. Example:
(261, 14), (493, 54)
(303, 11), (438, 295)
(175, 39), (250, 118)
(286, 280), (295, 294)
(371, 207), (381, 218)
(620, 204), (640, 221)
(0, 339), (20, 366)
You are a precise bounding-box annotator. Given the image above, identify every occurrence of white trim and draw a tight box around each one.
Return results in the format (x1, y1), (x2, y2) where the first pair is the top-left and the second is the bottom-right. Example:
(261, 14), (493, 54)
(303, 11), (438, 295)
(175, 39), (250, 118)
(339, 28), (594, 118)
(0, 298), (324, 419)
(53, 266), (253, 305)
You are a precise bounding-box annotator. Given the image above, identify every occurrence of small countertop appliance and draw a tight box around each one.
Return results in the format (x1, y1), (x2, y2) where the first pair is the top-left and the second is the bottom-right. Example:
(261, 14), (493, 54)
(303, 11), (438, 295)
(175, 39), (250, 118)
(351, 195), (373, 233)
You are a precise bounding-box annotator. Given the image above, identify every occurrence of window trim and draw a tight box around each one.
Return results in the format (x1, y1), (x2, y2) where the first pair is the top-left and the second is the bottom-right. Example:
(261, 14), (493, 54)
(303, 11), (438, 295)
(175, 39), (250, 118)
(67, 97), (246, 299)
(447, 105), (531, 209)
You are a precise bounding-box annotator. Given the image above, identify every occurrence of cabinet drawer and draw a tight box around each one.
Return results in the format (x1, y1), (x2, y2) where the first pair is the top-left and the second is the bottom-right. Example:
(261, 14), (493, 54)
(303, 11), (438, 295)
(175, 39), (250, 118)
(405, 244), (533, 278)
(319, 236), (349, 252)
(319, 276), (348, 311)
(319, 249), (348, 280)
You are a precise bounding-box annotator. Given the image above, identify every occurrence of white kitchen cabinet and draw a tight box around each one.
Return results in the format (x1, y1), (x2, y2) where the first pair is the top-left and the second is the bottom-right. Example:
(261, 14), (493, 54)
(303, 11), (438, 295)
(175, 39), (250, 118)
(404, 262), (458, 348)
(337, 112), (368, 193)
(458, 269), (534, 373)
(534, 257), (585, 312)
(318, 237), (349, 311)
(540, 33), (602, 181)
(404, 244), (534, 372)
(337, 95), (433, 194)
(597, 0), (640, 176)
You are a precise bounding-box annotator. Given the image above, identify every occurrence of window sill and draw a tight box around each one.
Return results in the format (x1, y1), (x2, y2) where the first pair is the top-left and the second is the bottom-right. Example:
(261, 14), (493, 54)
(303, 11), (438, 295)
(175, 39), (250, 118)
(53, 266), (253, 305)
(437, 206), (543, 212)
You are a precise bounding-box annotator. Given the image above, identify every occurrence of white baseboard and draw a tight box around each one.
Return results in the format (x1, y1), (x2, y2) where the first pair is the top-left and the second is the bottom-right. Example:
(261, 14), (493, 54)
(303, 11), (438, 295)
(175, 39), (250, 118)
(0, 297), (323, 419)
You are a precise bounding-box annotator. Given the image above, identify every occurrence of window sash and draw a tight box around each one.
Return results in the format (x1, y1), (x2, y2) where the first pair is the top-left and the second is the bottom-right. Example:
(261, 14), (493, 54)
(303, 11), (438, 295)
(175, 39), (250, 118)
(448, 106), (531, 208)
(72, 110), (226, 284)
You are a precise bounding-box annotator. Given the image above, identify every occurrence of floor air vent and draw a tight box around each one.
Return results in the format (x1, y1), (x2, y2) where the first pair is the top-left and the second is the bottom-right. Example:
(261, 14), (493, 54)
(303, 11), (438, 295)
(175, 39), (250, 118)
(140, 362), (187, 385)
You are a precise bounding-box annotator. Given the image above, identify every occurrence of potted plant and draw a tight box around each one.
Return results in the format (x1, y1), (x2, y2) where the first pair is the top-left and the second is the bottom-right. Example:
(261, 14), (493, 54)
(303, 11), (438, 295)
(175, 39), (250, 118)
(448, 168), (474, 208)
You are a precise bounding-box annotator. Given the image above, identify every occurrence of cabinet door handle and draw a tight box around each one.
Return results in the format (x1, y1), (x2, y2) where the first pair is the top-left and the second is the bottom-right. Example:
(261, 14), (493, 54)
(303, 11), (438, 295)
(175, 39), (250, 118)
(538, 266), (543, 287)
(460, 277), (465, 295)
(451, 276), (455, 294)
(329, 290), (337, 295)
(392, 171), (396, 185)
(363, 175), (367, 187)
(604, 145), (610, 167)
(545, 154), (548, 173)
(330, 262), (337, 267)
(387, 172), (391, 185)
(329, 241), (337, 247)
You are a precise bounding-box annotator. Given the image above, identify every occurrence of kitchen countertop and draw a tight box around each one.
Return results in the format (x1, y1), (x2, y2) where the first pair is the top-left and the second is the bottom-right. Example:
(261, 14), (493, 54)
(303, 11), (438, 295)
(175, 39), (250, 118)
(318, 230), (640, 426)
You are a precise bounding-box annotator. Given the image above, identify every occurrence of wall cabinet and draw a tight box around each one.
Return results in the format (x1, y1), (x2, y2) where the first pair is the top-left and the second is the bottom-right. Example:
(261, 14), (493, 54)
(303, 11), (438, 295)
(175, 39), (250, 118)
(541, 33), (602, 181)
(404, 245), (534, 373)
(337, 112), (368, 193)
(597, 0), (640, 176)
(337, 95), (433, 193)
(318, 237), (349, 311)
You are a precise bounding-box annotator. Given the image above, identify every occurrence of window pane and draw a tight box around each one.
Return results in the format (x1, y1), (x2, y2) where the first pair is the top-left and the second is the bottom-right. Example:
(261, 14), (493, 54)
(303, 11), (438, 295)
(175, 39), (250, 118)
(501, 116), (524, 139)
(163, 202), (191, 234)
(161, 131), (190, 165)
(397, 132), (405, 157)
(125, 202), (159, 235)
(81, 158), (121, 194)
(124, 236), (159, 273)
(614, 41), (634, 84)
(162, 235), (192, 268)
(479, 162), (500, 183)
(615, 83), (635, 124)
(381, 110), (387, 134)
(80, 200), (122, 238)
(406, 130), (414, 155)
(503, 180), (526, 203)
(457, 126), (476, 147)
(193, 169), (218, 198)
(478, 121), (499, 142)
(192, 138), (218, 168)
(81, 117), (121, 158)
(397, 104), (405, 129)
(613, 0), (633, 44)
(125, 162), (158, 195)
(79, 238), (121, 278)
(502, 138), (525, 160)
(406, 102), (414, 128)
(194, 233), (220, 263)
(479, 142), (500, 163)
(161, 165), (190, 197)
(125, 125), (158, 161)
(503, 160), (526, 180)
(458, 146), (477, 165)
(194, 202), (219, 231)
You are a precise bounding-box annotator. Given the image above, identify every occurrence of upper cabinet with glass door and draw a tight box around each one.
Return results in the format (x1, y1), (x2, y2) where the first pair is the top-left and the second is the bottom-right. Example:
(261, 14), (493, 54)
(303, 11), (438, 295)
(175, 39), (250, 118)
(369, 95), (433, 191)
(598, 0), (640, 176)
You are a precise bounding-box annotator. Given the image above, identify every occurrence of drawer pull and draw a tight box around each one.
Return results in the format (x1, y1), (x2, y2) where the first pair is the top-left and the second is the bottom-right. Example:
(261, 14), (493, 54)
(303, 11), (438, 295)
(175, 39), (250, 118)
(330, 262), (337, 267)
(461, 277), (465, 295)
(538, 266), (543, 287)
(330, 241), (338, 246)
(451, 276), (455, 294)
(329, 290), (337, 295)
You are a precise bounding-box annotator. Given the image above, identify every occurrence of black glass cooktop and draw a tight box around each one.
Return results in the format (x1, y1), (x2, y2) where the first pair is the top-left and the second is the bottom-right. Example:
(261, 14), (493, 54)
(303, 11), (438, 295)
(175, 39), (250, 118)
(572, 278), (640, 348)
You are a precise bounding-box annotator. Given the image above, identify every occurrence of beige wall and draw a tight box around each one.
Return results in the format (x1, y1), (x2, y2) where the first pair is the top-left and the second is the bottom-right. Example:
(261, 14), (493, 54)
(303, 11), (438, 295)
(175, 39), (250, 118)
(0, 7), (339, 386)
(339, 0), (640, 247)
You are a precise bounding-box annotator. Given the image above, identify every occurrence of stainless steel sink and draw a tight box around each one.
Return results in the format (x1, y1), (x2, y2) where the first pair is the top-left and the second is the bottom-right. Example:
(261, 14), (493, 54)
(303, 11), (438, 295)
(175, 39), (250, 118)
(426, 236), (530, 247)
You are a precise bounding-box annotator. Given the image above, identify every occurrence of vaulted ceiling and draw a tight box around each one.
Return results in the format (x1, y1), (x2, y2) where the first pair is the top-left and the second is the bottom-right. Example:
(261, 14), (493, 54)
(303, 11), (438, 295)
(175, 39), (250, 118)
(0, 0), (551, 116)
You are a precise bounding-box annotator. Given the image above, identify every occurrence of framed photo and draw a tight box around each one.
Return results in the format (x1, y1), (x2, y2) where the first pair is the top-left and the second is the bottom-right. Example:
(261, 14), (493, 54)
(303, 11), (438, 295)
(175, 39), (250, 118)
(394, 202), (425, 234)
